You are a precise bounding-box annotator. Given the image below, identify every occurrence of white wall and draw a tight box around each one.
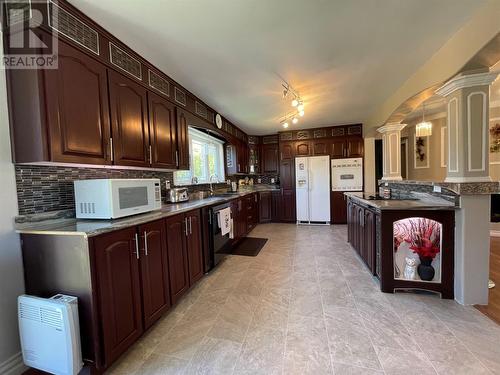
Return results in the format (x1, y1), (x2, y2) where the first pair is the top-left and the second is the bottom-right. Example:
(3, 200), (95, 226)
(0, 31), (26, 375)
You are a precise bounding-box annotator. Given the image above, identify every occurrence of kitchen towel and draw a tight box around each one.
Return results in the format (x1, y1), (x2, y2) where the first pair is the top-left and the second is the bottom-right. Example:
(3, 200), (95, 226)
(218, 207), (231, 236)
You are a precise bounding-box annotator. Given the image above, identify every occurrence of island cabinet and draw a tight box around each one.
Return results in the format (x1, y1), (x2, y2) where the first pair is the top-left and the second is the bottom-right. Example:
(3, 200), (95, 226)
(347, 196), (455, 299)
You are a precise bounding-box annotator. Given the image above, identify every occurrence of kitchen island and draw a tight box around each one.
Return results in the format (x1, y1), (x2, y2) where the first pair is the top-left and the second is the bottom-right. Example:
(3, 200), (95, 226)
(345, 192), (456, 299)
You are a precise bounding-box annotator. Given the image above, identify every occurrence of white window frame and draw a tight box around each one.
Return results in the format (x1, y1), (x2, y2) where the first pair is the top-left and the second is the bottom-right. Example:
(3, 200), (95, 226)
(174, 127), (226, 186)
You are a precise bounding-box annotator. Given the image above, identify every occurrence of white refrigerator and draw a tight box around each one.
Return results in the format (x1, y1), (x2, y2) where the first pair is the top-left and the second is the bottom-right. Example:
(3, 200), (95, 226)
(295, 155), (331, 224)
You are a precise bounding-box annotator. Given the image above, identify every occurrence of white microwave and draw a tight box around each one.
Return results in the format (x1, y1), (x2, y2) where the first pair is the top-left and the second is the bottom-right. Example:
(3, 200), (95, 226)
(74, 179), (162, 219)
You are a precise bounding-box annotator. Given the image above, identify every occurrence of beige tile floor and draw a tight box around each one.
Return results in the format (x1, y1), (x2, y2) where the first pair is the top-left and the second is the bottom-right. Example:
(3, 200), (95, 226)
(107, 224), (500, 375)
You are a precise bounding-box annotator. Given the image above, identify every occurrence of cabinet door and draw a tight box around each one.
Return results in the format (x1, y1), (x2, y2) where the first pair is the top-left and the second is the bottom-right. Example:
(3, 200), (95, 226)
(138, 220), (171, 329)
(281, 189), (296, 222)
(280, 160), (295, 190)
(165, 215), (189, 304)
(295, 141), (311, 156)
(271, 191), (282, 222)
(364, 210), (376, 275)
(93, 227), (143, 366)
(108, 70), (149, 167)
(331, 138), (346, 159)
(259, 192), (271, 223)
(331, 192), (348, 224)
(262, 144), (279, 173)
(186, 210), (204, 286)
(280, 141), (295, 161)
(176, 108), (190, 170)
(312, 139), (331, 156)
(346, 136), (364, 158)
(45, 42), (111, 165)
(238, 198), (247, 237)
(249, 144), (260, 173)
(237, 143), (248, 173)
(148, 92), (177, 169)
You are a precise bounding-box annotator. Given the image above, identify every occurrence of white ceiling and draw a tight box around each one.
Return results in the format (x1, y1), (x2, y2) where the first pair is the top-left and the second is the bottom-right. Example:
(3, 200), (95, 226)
(69, 0), (486, 135)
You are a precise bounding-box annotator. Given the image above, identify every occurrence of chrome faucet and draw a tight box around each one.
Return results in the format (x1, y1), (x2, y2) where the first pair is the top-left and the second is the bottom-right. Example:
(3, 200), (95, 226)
(209, 175), (219, 195)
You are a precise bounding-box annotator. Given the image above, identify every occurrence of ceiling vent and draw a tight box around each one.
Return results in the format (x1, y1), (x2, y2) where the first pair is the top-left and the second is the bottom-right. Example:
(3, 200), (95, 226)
(48, 1), (99, 55)
(148, 70), (170, 97)
(174, 87), (186, 106)
(109, 43), (142, 80)
(195, 101), (207, 119)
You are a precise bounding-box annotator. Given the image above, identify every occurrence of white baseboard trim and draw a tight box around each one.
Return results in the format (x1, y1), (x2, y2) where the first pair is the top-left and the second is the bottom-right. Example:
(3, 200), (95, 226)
(490, 230), (500, 237)
(0, 352), (26, 375)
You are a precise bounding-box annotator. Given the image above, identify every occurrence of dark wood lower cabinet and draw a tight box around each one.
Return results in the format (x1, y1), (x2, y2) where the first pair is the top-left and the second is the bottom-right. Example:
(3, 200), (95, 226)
(271, 190), (282, 222)
(331, 191), (348, 224)
(93, 227), (143, 368)
(259, 191), (272, 223)
(186, 210), (204, 285)
(138, 220), (171, 329)
(280, 189), (296, 222)
(165, 214), (190, 304)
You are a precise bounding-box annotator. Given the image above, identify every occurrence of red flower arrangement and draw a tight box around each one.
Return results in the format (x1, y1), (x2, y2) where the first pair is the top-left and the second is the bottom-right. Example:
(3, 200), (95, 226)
(393, 218), (441, 260)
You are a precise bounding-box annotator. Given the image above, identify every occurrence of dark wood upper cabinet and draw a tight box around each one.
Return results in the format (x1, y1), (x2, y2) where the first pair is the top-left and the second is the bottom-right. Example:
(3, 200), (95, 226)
(312, 139), (331, 156)
(45, 41), (111, 165)
(238, 142), (249, 173)
(165, 214), (189, 304)
(138, 220), (171, 329)
(346, 136), (364, 158)
(331, 138), (346, 159)
(262, 144), (279, 173)
(93, 227), (143, 367)
(186, 210), (204, 285)
(148, 92), (177, 169)
(295, 141), (311, 156)
(108, 70), (150, 167)
(280, 141), (295, 162)
(176, 108), (190, 170)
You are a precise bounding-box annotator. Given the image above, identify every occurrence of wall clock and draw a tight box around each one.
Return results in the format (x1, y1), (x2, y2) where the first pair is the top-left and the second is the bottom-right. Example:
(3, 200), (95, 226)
(215, 113), (223, 129)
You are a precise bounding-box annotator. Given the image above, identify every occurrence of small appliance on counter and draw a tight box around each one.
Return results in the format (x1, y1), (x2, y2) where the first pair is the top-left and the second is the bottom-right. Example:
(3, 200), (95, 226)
(74, 178), (161, 219)
(166, 187), (189, 203)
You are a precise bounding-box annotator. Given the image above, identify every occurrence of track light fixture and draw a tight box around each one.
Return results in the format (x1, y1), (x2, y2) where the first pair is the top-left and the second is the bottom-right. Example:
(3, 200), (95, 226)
(280, 81), (306, 128)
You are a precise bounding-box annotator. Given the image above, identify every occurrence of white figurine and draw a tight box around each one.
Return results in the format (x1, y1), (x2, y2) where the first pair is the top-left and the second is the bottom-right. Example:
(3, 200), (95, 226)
(403, 257), (418, 280)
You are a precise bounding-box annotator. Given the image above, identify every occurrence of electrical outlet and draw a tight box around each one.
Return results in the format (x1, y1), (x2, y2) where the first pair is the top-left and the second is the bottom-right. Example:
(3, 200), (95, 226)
(165, 180), (171, 189)
(271, 178), (275, 184)
(433, 185), (442, 193)
(258, 178), (262, 184)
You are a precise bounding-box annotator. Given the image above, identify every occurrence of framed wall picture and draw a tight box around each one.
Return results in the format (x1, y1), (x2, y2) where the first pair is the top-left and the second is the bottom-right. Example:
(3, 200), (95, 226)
(414, 135), (430, 169)
(490, 117), (500, 165)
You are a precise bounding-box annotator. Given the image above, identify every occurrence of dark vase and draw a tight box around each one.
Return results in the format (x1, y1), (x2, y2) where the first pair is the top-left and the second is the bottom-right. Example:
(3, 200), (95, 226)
(418, 257), (435, 281)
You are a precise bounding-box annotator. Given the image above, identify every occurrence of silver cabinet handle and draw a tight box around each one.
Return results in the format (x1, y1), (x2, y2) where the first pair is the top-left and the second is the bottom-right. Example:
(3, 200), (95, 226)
(184, 218), (188, 236)
(149, 145), (152, 165)
(109, 137), (114, 162)
(176, 151), (179, 167)
(143, 231), (148, 256)
(133, 233), (140, 259)
(255, 194), (257, 203)
(189, 216), (192, 235)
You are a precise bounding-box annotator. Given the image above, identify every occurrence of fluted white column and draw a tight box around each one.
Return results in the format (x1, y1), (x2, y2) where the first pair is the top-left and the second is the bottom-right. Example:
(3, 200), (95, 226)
(377, 123), (407, 181)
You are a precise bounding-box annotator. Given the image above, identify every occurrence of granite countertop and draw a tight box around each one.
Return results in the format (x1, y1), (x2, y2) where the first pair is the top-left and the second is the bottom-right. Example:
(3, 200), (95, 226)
(16, 186), (279, 238)
(344, 192), (456, 211)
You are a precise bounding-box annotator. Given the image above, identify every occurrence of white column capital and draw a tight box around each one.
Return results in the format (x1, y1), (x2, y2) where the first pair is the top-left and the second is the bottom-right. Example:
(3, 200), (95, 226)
(377, 123), (407, 134)
(436, 71), (499, 97)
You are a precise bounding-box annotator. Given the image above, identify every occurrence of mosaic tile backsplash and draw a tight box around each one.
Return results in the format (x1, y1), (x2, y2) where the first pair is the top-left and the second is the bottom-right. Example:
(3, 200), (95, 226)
(15, 165), (278, 215)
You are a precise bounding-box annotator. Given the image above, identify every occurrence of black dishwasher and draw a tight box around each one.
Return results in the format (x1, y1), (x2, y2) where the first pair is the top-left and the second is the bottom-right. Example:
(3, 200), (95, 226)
(205, 202), (232, 271)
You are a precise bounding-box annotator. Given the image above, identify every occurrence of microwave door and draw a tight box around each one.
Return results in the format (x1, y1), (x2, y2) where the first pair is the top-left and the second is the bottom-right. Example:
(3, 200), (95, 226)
(111, 180), (153, 218)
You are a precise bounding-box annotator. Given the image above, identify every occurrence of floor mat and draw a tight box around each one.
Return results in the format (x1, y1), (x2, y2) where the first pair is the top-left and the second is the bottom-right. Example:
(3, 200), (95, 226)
(228, 237), (268, 257)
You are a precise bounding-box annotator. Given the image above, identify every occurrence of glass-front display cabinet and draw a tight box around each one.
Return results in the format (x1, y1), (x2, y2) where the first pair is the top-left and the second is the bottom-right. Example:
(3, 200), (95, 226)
(379, 210), (455, 298)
